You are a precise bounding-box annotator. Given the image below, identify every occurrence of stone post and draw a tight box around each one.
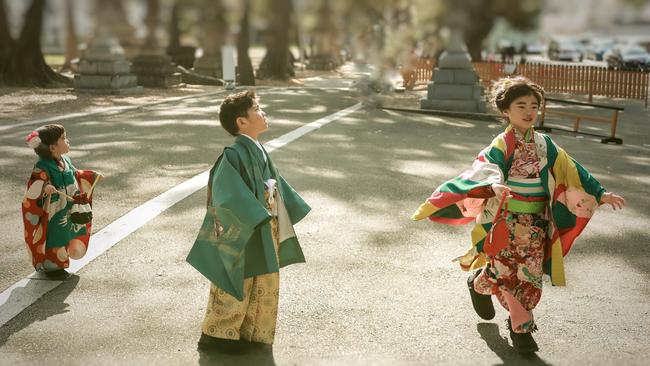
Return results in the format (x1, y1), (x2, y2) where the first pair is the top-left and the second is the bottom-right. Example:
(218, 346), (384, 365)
(420, 28), (486, 113)
(73, 31), (142, 94)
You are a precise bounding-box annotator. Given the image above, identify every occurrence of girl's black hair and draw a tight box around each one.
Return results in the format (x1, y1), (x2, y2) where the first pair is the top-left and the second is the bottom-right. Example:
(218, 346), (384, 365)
(33, 124), (65, 159)
(490, 76), (545, 117)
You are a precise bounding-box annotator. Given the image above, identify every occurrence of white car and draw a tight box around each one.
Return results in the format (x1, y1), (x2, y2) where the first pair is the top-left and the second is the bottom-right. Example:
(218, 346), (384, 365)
(547, 39), (583, 62)
(604, 45), (650, 70)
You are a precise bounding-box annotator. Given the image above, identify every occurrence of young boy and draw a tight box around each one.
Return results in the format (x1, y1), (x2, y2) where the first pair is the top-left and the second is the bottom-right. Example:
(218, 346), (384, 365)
(187, 90), (310, 347)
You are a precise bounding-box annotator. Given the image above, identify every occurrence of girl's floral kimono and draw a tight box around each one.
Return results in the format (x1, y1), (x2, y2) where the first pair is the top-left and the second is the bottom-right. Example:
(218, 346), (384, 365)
(412, 125), (605, 332)
(22, 155), (99, 272)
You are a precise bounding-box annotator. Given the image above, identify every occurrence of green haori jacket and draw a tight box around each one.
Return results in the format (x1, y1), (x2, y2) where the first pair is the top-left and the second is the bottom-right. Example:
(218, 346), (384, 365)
(186, 135), (311, 300)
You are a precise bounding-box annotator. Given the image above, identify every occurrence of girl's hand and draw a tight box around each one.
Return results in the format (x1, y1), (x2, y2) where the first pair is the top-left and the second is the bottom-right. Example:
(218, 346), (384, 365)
(43, 184), (57, 196)
(491, 183), (512, 198)
(600, 192), (626, 210)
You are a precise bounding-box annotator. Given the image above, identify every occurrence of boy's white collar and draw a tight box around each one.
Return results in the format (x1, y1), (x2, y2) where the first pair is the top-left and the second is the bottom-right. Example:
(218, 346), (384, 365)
(239, 133), (266, 161)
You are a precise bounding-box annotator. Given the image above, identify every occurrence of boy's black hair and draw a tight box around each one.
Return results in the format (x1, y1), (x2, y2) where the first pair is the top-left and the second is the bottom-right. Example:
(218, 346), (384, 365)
(490, 76), (545, 117)
(33, 124), (65, 160)
(218, 90), (257, 136)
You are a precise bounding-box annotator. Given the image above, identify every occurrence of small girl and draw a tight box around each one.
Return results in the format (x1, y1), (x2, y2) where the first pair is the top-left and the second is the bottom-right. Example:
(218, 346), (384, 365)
(22, 124), (102, 280)
(411, 77), (625, 353)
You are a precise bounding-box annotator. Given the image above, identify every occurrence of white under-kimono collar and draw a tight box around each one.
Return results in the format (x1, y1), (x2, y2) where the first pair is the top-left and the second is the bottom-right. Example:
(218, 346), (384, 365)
(239, 133), (266, 162)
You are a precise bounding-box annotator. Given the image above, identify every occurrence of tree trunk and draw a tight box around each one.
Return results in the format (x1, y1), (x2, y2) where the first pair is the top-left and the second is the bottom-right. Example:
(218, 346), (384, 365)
(168, 1), (180, 49)
(257, 0), (293, 80)
(464, 34), (485, 62)
(60, 0), (78, 72)
(1, 0), (71, 87)
(307, 0), (340, 70)
(144, 0), (159, 48)
(237, 0), (254, 85)
(0, 0), (13, 85)
(193, 0), (226, 77)
(461, 8), (493, 62)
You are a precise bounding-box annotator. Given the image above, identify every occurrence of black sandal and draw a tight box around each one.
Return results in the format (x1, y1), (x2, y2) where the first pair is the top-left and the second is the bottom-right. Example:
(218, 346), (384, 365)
(467, 268), (495, 320)
(43, 269), (71, 280)
(506, 318), (539, 353)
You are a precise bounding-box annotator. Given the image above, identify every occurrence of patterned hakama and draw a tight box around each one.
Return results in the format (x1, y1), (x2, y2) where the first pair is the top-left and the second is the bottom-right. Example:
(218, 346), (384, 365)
(201, 194), (281, 344)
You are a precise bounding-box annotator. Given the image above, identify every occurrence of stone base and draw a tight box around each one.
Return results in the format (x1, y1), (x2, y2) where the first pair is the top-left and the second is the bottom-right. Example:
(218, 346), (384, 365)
(74, 86), (144, 95)
(432, 68), (479, 84)
(193, 55), (222, 78)
(427, 83), (482, 100)
(73, 74), (139, 90)
(136, 73), (183, 88)
(167, 46), (196, 69)
(131, 54), (183, 88)
(420, 98), (486, 113)
(79, 60), (132, 75)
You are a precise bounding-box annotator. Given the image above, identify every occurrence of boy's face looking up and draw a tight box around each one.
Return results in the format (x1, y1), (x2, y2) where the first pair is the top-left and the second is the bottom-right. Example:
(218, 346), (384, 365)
(236, 101), (268, 140)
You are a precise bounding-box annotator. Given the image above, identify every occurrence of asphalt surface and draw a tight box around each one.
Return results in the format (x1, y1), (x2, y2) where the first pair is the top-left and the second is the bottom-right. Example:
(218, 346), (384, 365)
(0, 87), (648, 365)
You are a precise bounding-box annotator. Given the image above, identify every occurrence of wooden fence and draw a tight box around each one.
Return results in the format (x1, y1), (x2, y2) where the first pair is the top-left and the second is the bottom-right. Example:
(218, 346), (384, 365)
(401, 58), (435, 89)
(408, 60), (650, 107)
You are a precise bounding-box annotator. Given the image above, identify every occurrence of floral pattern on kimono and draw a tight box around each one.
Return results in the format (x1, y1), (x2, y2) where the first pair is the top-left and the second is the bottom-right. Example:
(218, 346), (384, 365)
(474, 129), (547, 332)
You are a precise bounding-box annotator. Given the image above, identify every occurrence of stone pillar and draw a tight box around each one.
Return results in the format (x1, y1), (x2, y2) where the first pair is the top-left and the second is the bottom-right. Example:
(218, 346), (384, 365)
(130, 0), (182, 88)
(420, 29), (486, 113)
(73, 32), (142, 94)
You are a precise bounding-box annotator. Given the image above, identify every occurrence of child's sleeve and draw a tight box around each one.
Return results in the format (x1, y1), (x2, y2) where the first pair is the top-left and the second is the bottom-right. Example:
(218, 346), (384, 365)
(65, 156), (99, 195)
(551, 141), (606, 203)
(22, 167), (50, 266)
(211, 149), (271, 230)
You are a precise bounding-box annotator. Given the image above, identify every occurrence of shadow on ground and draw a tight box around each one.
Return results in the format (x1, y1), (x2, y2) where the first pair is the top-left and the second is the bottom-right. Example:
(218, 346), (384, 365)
(197, 340), (276, 366)
(477, 323), (552, 366)
(0, 275), (80, 347)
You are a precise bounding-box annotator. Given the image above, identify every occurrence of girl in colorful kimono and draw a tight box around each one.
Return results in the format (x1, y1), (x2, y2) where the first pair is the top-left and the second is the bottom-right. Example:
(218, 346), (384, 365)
(411, 77), (625, 353)
(22, 124), (101, 280)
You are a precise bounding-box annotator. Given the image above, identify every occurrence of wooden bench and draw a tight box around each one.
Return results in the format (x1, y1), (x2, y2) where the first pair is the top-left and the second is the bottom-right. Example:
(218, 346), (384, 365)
(537, 97), (624, 144)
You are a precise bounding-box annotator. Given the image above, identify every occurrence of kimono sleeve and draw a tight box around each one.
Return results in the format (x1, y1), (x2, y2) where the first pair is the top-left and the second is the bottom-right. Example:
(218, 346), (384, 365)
(277, 174), (311, 225)
(550, 141), (606, 206)
(63, 156), (98, 194)
(412, 137), (505, 224)
(213, 149), (271, 230)
(186, 149), (272, 300)
(22, 166), (50, 267)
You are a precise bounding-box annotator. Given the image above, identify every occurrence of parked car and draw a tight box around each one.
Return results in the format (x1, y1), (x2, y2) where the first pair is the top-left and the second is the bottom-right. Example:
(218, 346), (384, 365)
(604, 45), (650, 70)
(547, 39), (583, 62)
(523, 42), (546, 55)
(585, 40), (615, 61)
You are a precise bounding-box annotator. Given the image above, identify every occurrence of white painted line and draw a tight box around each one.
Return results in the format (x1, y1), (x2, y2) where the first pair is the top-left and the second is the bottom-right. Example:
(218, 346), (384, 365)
(0, 89), (228, 132)
(0, 102), (362, 328)
(265, 102), (363, 152)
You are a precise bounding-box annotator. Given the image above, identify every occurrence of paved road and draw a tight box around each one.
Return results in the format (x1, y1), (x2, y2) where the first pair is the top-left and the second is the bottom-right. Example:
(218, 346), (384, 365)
(0, 87), (648, 365)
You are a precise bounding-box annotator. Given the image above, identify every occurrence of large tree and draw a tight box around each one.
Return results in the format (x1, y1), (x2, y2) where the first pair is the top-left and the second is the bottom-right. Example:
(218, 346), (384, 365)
(237, 0), (255, 85)
(442, 0), (542, 61)
(60, 0), (78, 72)
(0, 0), (70, 87)
(257, 0), (294, 80)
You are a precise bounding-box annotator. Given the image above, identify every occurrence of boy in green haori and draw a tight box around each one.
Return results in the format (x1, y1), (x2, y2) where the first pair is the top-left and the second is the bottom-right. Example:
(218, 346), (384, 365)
(187, 90), (310, 346)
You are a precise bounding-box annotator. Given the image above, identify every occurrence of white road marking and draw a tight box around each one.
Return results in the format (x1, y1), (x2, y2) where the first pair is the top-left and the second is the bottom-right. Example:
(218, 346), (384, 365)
(0, 102), (362, 328)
